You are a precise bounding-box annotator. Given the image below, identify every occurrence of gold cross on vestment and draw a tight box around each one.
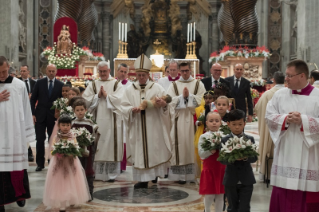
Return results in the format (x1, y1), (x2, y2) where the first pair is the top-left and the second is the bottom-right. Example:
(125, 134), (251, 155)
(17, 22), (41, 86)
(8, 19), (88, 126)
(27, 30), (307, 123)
(153, 39), (161, 54)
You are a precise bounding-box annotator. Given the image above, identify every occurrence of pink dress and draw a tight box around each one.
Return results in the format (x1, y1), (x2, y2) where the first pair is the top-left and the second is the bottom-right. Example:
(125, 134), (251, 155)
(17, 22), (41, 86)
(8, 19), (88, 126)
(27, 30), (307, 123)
(43, 137), (90, 209)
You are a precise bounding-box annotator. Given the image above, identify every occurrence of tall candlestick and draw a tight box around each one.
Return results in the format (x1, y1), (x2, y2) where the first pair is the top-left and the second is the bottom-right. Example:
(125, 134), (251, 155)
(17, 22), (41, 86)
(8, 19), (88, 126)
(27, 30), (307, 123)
(190, 23), (192, 43)
(119, 22), (121, 40)
(122, 23), (124, 41)
(125, 23), (127, 42)
(188, 23), (189, 42)
(193, 22), (196, 41)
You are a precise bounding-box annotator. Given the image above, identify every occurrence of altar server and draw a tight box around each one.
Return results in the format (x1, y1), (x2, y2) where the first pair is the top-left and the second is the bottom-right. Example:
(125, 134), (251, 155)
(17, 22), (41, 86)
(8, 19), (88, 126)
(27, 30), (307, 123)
(82, 61), (124, 182)
(0, 56), (35, 211)
(121, 54), (172, 189)
(266, 60), (319, 211)
(167, 62), (205, 184)
(158, 59), (180, 91)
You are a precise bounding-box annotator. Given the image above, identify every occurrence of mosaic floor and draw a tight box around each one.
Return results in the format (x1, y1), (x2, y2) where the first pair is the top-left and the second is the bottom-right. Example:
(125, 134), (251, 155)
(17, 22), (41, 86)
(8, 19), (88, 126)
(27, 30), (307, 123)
(4, 122), (272, 212)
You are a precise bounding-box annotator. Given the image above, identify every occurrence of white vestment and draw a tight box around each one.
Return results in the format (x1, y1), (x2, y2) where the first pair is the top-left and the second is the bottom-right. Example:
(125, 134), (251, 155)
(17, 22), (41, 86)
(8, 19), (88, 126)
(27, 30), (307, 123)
(167, 76), (206, 181)
(158, 77), (172, 91)
(0, 78), (35, 171)
(121, 80), (172, 182)
(266, 86), (319, 192)
(83, 77), (124, 181)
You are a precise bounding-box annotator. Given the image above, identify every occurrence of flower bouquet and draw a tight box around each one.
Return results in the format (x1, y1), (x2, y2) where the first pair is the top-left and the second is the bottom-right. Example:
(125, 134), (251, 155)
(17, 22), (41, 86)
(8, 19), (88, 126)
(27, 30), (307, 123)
(217, 136), (259, 163)
(50, 98), (69, 110)
(220, 121), (231, 135)
(197, 111), (206, 123)
(200, 131), (222, 151)
(251, 88), (260, 99)
(71, 127), (94, 157)
(85, 111), (96, 124)
(51, 137), (82, 158)
(60, 106), (75, 119)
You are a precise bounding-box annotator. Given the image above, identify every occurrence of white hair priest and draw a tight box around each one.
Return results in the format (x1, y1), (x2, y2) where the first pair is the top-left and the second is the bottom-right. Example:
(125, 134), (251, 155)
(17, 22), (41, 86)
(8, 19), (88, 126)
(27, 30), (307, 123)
(121, 54), (172, 189)
(167, 62), (206, 184)
(82, 60), (124, 182)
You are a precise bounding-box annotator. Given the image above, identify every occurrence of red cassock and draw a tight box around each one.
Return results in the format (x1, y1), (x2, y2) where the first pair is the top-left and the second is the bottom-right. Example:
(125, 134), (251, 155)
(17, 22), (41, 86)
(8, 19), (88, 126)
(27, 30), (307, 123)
(199, 151), (226, 195)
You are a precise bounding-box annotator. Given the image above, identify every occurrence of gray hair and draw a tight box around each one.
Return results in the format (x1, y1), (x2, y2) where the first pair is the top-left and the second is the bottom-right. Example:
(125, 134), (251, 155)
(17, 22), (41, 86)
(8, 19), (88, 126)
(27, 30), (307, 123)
(8, 67), (16, 74)
(168, 59), (178, 68)
(117, 63), (129, 71)
(97, 61), (110, 69)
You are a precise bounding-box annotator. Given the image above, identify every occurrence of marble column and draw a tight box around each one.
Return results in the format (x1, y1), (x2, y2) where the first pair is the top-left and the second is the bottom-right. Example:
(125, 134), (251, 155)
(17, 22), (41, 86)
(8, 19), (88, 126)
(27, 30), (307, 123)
(102, 11), (111, 62)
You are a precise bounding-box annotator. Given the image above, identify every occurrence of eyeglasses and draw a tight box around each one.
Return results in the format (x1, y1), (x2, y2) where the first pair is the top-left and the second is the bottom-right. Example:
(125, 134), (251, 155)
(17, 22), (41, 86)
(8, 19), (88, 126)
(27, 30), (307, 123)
(285, 73), (302, 79)
(180, 69), (190, 73)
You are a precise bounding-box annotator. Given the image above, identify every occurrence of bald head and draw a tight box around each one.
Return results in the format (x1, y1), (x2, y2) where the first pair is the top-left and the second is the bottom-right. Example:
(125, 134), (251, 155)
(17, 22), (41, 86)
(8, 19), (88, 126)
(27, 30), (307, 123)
(234, 63), (244, 79)
(46, 64), (57, 80)
(210, 63), (222, 80)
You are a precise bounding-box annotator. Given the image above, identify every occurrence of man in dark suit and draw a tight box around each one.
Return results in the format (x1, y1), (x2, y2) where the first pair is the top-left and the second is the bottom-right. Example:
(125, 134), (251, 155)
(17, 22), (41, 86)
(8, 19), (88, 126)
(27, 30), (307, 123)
(225, 63), (253, 122)
(19, 65), (36, 162)
(31, 64), (64, 171)
(201, 63), (230, 91)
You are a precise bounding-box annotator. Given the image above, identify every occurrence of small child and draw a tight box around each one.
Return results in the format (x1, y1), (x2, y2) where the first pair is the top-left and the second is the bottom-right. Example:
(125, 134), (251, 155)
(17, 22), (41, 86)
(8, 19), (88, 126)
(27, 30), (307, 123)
(198, 112), (226, 212)
(220, 109), (257, 211)
(215, 96), (230, 122)
(68, 87), (80, 100)
(62, 84), (71, 98)
(43, 115), (90, 212)
(71, 98), (98, 201)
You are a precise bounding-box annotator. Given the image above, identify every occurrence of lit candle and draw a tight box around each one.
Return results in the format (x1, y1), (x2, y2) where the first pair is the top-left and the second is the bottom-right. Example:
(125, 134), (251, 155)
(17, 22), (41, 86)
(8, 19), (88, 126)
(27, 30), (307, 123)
(190, 23), (192, 43)
(187, 23), (189, 43)
(194, 61), (196, 78)
(193, 22), (196, 41)
(122, 23), (124, 41)
(125, 23), (127, 42)
(119, 22), (121, 40)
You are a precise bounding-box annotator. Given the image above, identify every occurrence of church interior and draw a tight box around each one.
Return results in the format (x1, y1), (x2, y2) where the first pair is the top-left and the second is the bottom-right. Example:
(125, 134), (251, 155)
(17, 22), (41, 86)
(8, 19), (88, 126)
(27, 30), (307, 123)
(1, 0), (318, 211)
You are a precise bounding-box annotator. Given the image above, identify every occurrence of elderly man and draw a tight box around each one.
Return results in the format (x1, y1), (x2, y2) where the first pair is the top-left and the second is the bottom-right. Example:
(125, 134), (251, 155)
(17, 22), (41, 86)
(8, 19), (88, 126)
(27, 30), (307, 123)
(19, 65), (36, 162)
(83, 61), (124, 182)
(0, 56), (34, 211)
(158, 59), (180, 91)
(201, 63), (229, 91)
(121, 54), (172, 189)
(225, 63), (253, 122)
(167, 62), (205, 184)
(266, 60), (319, 211)
(255, 71), (285, 181)
(31, 64), (64, 171)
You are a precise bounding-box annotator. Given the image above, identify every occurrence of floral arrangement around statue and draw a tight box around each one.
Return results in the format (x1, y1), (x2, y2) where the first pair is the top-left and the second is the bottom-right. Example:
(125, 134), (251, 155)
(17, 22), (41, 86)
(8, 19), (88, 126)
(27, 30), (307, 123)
(209, 46), (271, 63)
(250, 79), (266, 87)
(217, 136), (259, 163)
(251, 88), (260, 99)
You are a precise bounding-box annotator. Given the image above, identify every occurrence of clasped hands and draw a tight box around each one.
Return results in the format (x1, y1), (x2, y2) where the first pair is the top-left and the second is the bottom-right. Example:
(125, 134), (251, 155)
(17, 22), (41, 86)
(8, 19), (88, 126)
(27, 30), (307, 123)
(183, 87), (189, 98)
(286, 111), (302, 125)
(98, 86), (107, 98)
(132, 97), (167, 114)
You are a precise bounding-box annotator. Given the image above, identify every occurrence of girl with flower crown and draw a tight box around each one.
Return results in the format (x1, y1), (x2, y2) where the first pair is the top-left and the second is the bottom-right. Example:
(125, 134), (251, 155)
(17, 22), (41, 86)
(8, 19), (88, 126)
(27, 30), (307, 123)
(43, 115), (90, 212)
(198, 111), (226, 212)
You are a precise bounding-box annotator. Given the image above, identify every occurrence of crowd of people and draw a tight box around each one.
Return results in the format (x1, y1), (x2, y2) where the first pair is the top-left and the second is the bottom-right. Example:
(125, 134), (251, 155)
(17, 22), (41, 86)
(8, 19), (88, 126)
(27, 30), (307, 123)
(0, 54), (319, 212)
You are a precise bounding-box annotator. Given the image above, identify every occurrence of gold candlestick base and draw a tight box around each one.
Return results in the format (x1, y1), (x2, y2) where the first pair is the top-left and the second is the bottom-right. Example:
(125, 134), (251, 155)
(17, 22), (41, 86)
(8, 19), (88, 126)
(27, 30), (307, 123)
(185, 42), (197, 59)
(116, 41), (128, 58)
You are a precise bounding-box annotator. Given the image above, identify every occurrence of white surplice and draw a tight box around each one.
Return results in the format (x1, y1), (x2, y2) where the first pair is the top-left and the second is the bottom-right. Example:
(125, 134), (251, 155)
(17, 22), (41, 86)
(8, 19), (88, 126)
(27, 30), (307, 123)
(82, 77), (124, 181)
(167, 76), (206, 181)
(158, 77), (172, 91)
(0, 78), (35, 171)
(121, 80), (172, 182)
(266, 87), (319, 192)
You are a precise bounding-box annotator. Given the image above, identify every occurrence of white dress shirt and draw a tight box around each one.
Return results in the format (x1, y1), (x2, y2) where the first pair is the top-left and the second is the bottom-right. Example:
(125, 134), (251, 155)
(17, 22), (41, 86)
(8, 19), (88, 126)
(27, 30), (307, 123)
(211, 77), (220, 88)
(233, 76), (242, 87)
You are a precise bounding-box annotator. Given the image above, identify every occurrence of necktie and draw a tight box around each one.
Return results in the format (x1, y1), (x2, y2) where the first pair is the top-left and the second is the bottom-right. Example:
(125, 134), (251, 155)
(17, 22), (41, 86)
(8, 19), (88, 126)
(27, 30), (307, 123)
(25, 80), (30, 94)
(48, 80), (53, 97)
(234, 79), (239, 93)
(214, 80), (218, 87)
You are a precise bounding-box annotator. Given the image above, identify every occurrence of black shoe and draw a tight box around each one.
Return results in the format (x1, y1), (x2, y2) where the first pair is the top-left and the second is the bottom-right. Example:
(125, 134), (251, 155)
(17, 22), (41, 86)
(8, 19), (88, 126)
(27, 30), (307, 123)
(48, 159), (50, 164)
(134, 182), (148, 189)
(107, 179), (115, 183)
(152, 177), (158, 184)
(28, 154), (34, 162)
(35, 166), (44, 171)
(0, 205), (4, 212)
(178, 180), (186, 184)
(88, 191), (93, 202)
(164, 174), (168, 178)
(16, 200), (25, 207)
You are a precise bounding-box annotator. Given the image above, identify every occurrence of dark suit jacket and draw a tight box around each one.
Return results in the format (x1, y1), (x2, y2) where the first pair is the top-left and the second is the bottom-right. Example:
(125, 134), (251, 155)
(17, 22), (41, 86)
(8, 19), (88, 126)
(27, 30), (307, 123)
(19, 77), (36, 93)
(225, 76), (253, 115)
(201, 76), (230, 91)
(30, 78), (64, 123)
(220, 133), (257, 186)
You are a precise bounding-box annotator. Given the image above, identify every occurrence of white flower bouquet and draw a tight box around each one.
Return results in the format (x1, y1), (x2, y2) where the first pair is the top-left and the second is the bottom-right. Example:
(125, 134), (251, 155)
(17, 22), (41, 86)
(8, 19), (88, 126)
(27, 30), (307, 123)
(220, 121), (231, 135)
(200, 131), (223, 151)
(50, 98), (69, 110)
(85, 111), (96, 124)
(197, 111), (206, 123)
(51, 137), (81, 157)
(217, 136), (259, 163)
(60, 106), (75, 119)
(71, 127), (94, 157)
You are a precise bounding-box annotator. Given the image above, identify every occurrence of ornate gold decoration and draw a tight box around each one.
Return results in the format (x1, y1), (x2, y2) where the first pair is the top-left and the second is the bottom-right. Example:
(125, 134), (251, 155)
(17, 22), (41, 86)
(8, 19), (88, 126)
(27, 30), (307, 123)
(270, 10), (281, 22)
(57, 25), (72, 54)
(169, 0), (182, 37)
(153, 39), (161, 54)
(270, 39), (281, 51)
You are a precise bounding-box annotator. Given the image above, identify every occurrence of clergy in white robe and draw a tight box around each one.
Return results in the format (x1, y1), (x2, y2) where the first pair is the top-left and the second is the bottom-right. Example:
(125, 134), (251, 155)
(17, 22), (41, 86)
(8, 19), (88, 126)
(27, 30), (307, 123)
(157, 60), (180, 91)
(0, 56), (35, 209)
(255, 71), (285, 180)
(266, 60), (319, 211)
(310, 69), (319, 89)
(82, 61), (124, 182)
(167, 62), (206, 183)
(121, 54), (172, 189)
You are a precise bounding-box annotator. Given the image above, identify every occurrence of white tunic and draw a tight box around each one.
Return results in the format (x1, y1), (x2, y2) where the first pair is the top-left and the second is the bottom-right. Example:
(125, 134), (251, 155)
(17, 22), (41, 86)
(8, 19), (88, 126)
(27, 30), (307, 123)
(266, 87), (319, 192)
(158, 77), (172, 91)
(0, 78), (35, 171)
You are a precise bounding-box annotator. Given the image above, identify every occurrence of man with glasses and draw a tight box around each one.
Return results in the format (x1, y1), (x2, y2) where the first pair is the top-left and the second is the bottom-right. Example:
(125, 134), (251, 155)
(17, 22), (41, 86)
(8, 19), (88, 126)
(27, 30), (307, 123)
(158, 59), (180, 91)
(266, 60), (319, 211)
(201, 63), (229, 91)
(82, 61), (124, 183)
(167, 62), (205, 184)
